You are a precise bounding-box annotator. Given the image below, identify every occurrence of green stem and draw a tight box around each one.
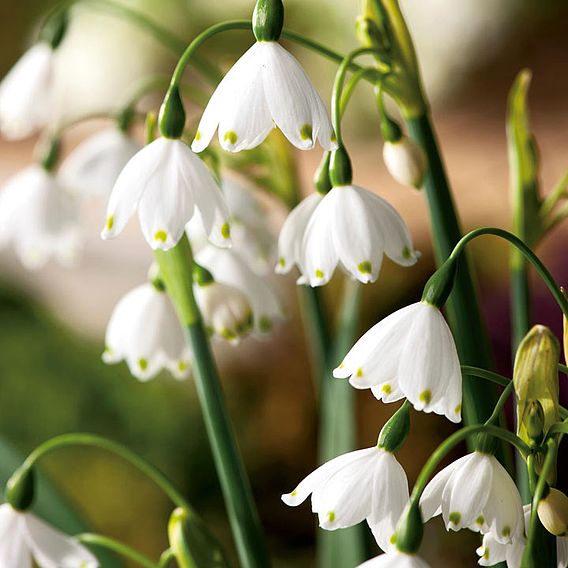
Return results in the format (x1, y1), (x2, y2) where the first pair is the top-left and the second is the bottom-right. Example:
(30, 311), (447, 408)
(155, 237), (270, 568)
(159, 548), (175, 567)
(485, 379), (515, 425)
(19, 433), (190, 510)
(77, 533), (160, 568)
(340, 68), (377, 116)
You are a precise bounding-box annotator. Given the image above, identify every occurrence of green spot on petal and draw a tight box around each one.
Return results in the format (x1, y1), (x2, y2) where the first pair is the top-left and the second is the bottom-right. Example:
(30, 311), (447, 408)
(389, 533), (396, 545)
(382, 384), (392, 394)
(195, 130), (202, 141)
(315, 269), (324, 279)
(402, 246), (413, 260)
(291, 489), (297, 497)
(502, 526), (511, 538)
(455, 403), (462, 414)
(449, 512), (461, 525)
(419, 389), (432, 404)
(300, 124), (313, 142)
(105, 215), (114, 230)
(356, 368), (363, 378)
(138, 358), (148, 371)
(358, 261), (372, 275)
(476, 515), (485, 526)
(224, 130), (238, 145)
(178, 360), (188, 372)
(259, 316), (273, 333)
(221, 223), (231, 240)
(327, 511), (335, 523)
(220, 328), (238, 341)
(154, 230), (167, 243)
(278, 256), (286, 268)
(331, 132), (337, 144)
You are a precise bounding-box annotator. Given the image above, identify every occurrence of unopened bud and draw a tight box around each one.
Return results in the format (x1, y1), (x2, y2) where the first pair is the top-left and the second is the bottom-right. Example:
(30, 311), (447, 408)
(538, 489), (568, 536)
(513, 325), (560, 447)
(378, 402), (411, 453)
(383, 137), (427, 189)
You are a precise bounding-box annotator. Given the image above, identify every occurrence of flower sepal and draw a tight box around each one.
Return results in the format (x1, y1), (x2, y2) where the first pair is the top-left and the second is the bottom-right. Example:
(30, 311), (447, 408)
(252, 0), (284, 42)
(378, 402), (411, 453)
(394, 500), (424, 554)
(159, 85), (186, 139)
(5, 465), (35, 512)
(329, 146), (353, 187)
(421, 257), (457, 308)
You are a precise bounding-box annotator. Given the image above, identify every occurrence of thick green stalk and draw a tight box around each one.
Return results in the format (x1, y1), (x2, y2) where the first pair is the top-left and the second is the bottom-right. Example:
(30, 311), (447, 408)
(155, 237), (270, 568)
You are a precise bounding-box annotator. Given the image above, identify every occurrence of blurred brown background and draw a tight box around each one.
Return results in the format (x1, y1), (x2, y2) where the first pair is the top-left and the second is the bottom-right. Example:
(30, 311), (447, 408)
(0, 0), (567, 566)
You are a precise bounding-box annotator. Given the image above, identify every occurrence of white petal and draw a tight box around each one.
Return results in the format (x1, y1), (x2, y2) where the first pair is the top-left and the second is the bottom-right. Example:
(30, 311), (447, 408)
(383, 138), (427, 189)
(23, 513), (98, 567)
(557, 536), (568, 568)
(0, 506), (32, 568)
(276, 192), (322, 274)
(476, 533), (509, 567)
(357, 551), (431, 568)
(261, 42), (335, 150)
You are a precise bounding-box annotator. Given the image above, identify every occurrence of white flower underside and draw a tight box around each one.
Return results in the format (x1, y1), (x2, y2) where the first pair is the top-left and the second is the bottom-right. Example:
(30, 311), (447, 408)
(0, 166), (82, 269)
(0, 43), (53, 140)
(192, 41), (336, 153)
(104, 284), (190, 380)
(334, 302), (462, 423)
(356, 551), (431, 568)
(298, 185), (418, 287)
(383, 138), (426, 189)
(0, 505), (98, 567)
(60, 128), (141, 197)
(420, 452), (524, 545)
(102, 138), (230, 251)
(195, 245), (283, 337)
(281, 447), (408, 552)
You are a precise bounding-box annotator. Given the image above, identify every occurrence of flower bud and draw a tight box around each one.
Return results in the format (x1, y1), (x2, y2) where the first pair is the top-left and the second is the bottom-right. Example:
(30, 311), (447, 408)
(383, 137), (427, 189)
(378, 402), (411, 453)
(168, 507), (228, 568)
(5, 466), (35, 511)
(394, 500), (423, 554)
(513, 325), (560, 448)
(253, 0), (284, 42)
(537, 488), (568, 536)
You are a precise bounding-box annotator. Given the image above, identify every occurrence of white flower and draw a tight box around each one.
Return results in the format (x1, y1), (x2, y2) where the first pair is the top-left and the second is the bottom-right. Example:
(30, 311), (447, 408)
(383, 137), (427, 189)
(357, 551), (431, 568)
(297, 185), (418, 286)
(281, 445), (408, 552)
(101, 138), (230, 251)
(191, 41), (335, 153)
(334, 301), (462, 422)
(477, 505), (568, 568)
(60, 127), (141, 198)
(0, 503), (98, 567)
(195, 245), (283, 338)
(276, 192), (322, 275)
(0, 43), (54, 140)
(0, 165), (82, 270)
(420, 451), (524, 543)
(103, 283), (191, 381)
(194, 280), (252, 344)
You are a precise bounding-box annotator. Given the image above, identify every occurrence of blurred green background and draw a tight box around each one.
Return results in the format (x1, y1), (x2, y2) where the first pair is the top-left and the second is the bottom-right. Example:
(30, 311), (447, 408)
(0, 1), (568, 566)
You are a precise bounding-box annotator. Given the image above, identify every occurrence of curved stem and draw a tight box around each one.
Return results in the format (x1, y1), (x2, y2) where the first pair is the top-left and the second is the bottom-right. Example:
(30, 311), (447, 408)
(159, 548), (175, 568)
(19, 433), (190, 511)
(77, 533), (160, 568)
(485, 380), (515, 426)
(340, 68), (377, 116)
(449, 227), (568, 318)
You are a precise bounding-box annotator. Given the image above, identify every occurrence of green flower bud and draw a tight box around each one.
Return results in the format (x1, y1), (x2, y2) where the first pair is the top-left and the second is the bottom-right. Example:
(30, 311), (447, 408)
(394, 500), (423, 554)
(314, 152), (332, 195)
(378, 402), (411, 453)
(5, 466), (35, 511)
(168, 507), (229, 568)
(329, 146), (353, 187)
(421, 257), (458, 308)
(253, 0), (284, 42)
(192, 263), (215, 287)
(158, 86), (186, 139)
(513, 325), (560, 447)
(538, 488), (568, 536)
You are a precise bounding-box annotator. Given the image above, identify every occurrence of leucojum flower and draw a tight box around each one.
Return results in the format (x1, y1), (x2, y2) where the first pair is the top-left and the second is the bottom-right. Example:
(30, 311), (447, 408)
(0, 503), (98, 567)
(357, 551), (431, 568)
(191, 1), (335, 153)
(103, 280), (191, 380)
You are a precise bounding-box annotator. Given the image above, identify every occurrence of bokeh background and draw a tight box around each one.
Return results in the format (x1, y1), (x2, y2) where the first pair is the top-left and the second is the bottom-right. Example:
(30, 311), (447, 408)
(0, 0), (567, 566)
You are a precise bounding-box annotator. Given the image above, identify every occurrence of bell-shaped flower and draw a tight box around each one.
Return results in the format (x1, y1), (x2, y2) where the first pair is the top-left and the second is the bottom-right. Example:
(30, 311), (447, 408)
(60, 127), (141, 198)
(191, 41), (335, 153)
(103, 282), (191, 381)
(297, 185), (418, 286)
(420, 451), (524, 543)
(195, 245), (283, 338)
(383, 137), (427, 189)
(476, 504), (568, 568)
(357, 551), (431, 568)
(276, 192), (323, 276)
(101, 137), (231, 251)
(281, 444), (409, 552)
(194, 280), (253, 344)
(0, 503), (98, 567)
(334, 301), (462, 423)
(0, 165), (82, 269)
(0, 43), (54, 140)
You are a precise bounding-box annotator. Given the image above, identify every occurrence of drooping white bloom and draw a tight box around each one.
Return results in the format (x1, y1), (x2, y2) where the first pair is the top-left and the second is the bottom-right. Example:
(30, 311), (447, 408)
(187, 178), (276, 274)
(0, 165), (82, 269)
(191, 41), (336, 153)
(60, 127), (141, 198)
(477, 504), (568, 568)
(101, 138), (230, 251)
(194, 280), (252, 344)
(383, 137), (427, 189)
(276, 192), (322, 276)
(0, 503), (98, 567)
(420, 451), (524, 544)
(0, 43), (54, 140)
(357, 551), (431, 568)
(195, 246), (283, 338)
(103, 283), (191, 381)
(281, 444), (408, 552)
(297, 185), (418, 286)
(334, 301), (462, 422)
